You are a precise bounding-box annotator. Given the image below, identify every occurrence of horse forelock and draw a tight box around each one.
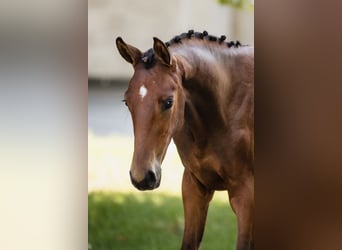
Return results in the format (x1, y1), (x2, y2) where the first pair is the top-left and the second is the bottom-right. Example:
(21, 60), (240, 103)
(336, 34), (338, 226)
(141, 48), (156, 69)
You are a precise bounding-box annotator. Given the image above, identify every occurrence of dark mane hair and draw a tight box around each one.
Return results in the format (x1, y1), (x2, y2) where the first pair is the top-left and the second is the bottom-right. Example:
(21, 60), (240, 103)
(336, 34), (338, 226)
(141, 30), (245, 68)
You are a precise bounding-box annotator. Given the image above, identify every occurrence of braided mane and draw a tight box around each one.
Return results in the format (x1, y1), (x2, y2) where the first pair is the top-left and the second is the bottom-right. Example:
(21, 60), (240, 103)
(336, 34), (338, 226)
(141, 30), (244, 68)
(166, 30), (242, 48)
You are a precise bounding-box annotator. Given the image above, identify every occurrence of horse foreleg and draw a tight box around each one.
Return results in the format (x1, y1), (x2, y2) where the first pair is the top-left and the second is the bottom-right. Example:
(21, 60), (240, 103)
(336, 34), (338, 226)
(181, 168), (214, 250)
(229, 176), (254, 250)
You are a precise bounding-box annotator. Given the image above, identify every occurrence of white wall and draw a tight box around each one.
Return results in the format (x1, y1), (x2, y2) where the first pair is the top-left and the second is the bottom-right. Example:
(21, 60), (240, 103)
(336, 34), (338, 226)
(88, 0), (253, 79)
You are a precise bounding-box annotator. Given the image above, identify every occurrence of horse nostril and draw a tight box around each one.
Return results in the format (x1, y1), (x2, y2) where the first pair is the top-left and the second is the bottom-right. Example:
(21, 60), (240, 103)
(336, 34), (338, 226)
(146, 170), (156, 187)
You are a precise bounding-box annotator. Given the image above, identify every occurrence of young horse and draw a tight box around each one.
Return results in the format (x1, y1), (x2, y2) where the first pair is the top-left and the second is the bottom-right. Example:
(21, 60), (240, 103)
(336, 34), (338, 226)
(115, 30), (254, 250)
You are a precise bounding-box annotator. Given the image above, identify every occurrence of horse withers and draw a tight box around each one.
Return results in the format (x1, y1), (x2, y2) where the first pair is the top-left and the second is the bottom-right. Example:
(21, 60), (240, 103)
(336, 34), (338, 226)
(115, 30), (254, 250)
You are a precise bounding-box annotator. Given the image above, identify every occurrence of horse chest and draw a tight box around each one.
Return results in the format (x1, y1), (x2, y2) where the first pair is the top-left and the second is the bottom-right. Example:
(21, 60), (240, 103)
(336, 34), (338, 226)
(194, 162), (227, 190)
(177, 145), (227, 190)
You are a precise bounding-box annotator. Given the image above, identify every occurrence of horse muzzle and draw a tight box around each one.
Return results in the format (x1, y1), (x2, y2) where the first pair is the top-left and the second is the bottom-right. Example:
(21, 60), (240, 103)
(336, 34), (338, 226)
(129, 167), (161, 191)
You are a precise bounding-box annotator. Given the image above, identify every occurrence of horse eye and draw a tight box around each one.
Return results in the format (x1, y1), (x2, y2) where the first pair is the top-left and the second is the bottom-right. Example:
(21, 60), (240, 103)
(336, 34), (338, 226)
(163, 97), (174, 111)
(122, 99), (128, 106)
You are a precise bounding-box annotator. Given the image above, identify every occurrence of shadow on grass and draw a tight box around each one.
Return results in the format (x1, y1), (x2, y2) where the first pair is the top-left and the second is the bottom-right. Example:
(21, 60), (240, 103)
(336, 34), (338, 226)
(89, 191), (237, 250)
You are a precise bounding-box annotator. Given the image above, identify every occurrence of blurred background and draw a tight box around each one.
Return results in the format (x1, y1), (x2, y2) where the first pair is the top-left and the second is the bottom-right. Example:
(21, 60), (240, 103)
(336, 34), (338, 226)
(88, 0), (253, 249)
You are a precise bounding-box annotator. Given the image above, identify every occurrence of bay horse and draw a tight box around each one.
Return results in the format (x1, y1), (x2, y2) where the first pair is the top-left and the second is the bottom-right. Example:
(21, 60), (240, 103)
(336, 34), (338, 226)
(115, 30), (254, 250)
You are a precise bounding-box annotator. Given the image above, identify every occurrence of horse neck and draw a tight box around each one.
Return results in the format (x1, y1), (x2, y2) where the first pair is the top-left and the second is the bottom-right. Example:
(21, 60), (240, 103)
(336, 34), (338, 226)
(172, 43), (253, 84)
(172, 44), (254, 145)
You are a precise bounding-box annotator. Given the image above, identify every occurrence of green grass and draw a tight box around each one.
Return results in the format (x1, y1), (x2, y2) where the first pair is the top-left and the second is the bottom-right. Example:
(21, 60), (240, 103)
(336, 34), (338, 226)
(89, 191), (237, 250)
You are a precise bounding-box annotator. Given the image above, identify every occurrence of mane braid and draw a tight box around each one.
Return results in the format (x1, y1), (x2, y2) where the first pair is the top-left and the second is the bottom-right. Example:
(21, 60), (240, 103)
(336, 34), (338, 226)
(219, 35), (226, 43)
(208, 35), (217, 41)
(140, 30), (245, 68)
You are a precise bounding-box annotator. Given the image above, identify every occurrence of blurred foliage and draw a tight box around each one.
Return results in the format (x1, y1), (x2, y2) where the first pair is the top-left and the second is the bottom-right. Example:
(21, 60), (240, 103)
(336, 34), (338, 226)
(89, 191), (237, 250)
(218, 0), (254, 10)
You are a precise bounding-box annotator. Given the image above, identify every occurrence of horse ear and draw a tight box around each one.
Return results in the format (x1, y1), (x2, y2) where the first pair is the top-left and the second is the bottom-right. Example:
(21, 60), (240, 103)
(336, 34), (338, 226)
(116, 37), (142, 66)
(153, 37), (171, 66)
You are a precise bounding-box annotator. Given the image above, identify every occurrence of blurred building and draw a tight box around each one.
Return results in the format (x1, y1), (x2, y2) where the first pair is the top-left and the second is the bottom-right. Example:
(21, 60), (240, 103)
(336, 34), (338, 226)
(88, 0), (254, 79)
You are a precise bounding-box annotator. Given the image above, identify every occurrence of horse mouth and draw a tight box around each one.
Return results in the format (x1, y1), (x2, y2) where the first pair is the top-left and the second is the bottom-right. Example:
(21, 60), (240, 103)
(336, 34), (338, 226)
(130, 168), (161, 191)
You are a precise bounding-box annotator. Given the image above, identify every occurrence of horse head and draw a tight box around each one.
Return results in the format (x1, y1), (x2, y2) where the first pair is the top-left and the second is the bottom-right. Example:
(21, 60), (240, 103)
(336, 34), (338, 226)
(116, 37), (185, 190)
